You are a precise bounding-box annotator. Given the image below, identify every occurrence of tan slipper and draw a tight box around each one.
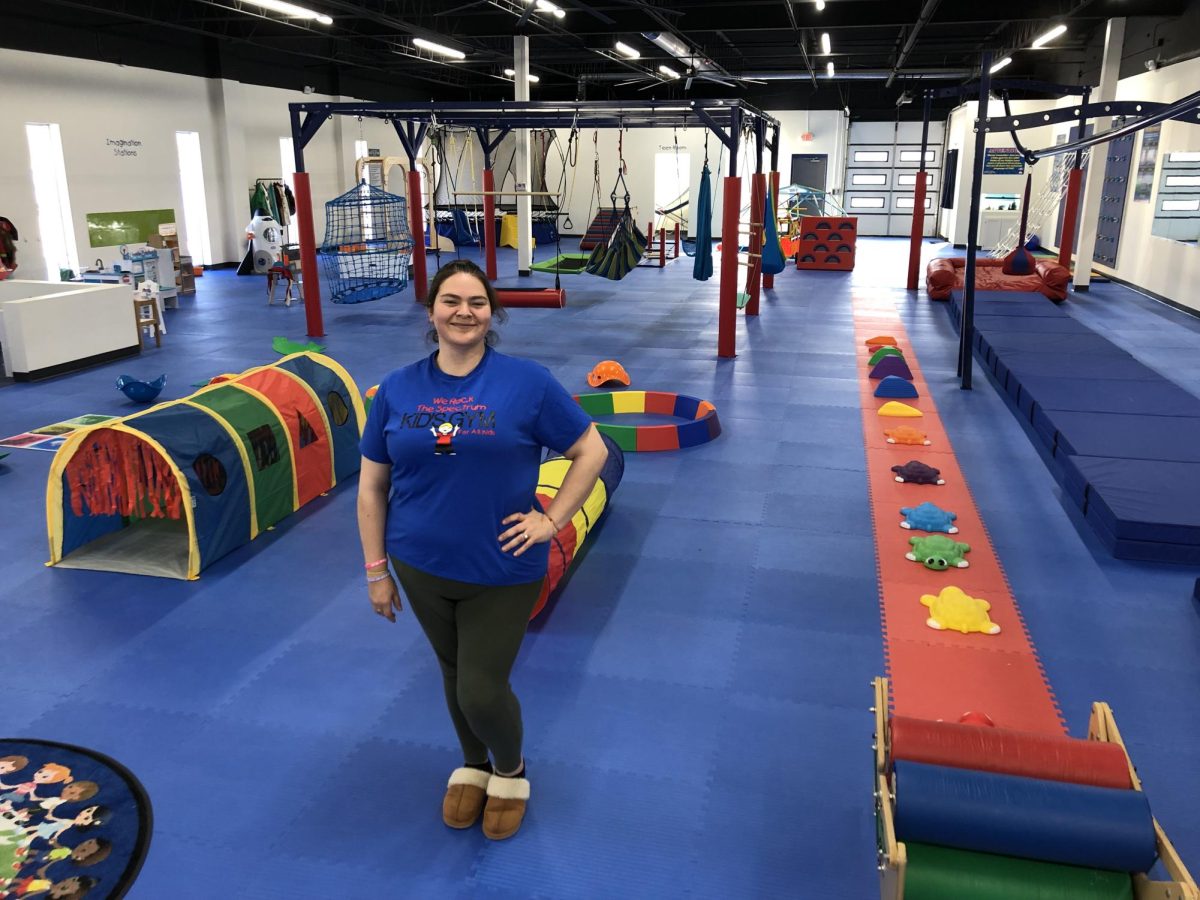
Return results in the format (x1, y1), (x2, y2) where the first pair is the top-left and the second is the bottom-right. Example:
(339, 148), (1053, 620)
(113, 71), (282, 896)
(482, 775), (530, 840)
(443, 767), (491, 829)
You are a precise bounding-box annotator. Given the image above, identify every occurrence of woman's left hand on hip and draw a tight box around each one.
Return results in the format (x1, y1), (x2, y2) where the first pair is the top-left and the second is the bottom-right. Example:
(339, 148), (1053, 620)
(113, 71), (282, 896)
(499, 509), (558, 556)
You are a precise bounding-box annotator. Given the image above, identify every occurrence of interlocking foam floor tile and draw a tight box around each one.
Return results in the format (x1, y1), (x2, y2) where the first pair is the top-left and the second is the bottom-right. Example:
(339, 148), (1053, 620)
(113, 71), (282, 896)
(772, 438), (868, 469)
(769, 463), (870, 499)
(663, 484), (767, 525)
(755, 527), (876, 576)
(518, 671), (725, 783)
(468, 759), (707, 899)
(603, 554), (756, 620)
(218, 638), (425, 733)
(729, 623), (883, 708)
(582, 608), (743, 689)
(764, 490), (873, 535)
(744, 567), (881, 634)
(637, 517), (764, 568)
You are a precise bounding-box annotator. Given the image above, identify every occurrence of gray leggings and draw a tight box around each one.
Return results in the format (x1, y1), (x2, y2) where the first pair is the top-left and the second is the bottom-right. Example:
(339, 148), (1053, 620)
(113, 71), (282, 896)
(393, 559), (542, 773)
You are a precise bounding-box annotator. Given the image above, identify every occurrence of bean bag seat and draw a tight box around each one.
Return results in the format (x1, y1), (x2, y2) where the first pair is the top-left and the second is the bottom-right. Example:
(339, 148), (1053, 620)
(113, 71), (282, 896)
(926, 257), (1069, 302)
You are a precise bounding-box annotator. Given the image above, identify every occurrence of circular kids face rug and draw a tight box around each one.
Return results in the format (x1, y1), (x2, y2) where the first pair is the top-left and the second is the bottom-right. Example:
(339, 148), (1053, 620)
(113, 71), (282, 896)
(0, 739), (152, 900)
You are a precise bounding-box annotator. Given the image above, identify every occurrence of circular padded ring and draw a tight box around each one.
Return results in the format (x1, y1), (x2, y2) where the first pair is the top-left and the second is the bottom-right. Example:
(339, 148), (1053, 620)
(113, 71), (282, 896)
(575, 390), (721, 452)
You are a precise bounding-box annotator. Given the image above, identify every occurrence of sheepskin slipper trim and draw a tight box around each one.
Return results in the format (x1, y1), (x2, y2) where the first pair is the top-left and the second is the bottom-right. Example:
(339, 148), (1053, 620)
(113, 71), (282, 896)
(443, 767), (491, 829)
(482, 776), (530, 841)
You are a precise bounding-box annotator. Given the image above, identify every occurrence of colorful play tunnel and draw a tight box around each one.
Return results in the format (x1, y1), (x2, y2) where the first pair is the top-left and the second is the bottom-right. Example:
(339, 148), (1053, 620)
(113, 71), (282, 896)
(46, 353), (365, 579)
(531, 432), (624, 618)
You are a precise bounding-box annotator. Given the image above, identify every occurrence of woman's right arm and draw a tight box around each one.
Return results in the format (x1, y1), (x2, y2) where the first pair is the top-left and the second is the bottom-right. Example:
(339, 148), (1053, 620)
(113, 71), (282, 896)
(357, 457), (403, 621)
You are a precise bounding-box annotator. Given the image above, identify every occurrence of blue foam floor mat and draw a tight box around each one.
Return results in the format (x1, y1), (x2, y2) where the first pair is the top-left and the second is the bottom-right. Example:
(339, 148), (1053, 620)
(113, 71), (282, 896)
(2, 238), (1198, 895)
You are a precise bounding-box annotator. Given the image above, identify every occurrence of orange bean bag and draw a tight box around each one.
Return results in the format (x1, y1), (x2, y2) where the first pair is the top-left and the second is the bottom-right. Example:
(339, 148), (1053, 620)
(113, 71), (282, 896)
(925, 256), (1069, 302)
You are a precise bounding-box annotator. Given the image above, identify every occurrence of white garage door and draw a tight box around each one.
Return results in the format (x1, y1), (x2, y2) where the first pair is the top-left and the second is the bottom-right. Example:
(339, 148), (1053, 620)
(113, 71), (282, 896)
(843, 121), (945, 236)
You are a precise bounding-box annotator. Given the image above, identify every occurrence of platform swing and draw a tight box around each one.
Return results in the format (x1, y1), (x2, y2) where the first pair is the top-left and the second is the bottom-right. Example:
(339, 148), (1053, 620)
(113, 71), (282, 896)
(431, 125), (485, 252)
(579, 131), (623, 251)
(584, 128), (647, 281)
(641, 123), (687, 268)
(530, 123), (592, 278)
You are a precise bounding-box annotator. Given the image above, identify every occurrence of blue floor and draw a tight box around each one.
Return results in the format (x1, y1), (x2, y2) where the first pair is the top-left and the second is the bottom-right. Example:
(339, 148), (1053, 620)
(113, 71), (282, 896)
(1, 237), (1197, 897)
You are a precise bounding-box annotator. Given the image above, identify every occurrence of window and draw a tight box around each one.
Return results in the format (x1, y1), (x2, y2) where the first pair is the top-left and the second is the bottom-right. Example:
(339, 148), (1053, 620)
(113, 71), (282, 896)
(193, 454), (228, 496)
(248, 425), (281, 470)
(854, 150), (889, 163)
(280, 138), (297, 193)
(897, 173), (934, 187)
(328, 391), (351, 426)
(849, 197), (885, 209)
(852, 174), (887, 186)
(1162, 199), (1200, 212)
(175, 132), (213, 266)
(899, 150), (936, 163)
(298, 413), (318, 448)
(1167, 152), (1200, 163)
(1165, 175), (1200, 187)
(25, 123), (79, 279)
(896, 196), (933, 209)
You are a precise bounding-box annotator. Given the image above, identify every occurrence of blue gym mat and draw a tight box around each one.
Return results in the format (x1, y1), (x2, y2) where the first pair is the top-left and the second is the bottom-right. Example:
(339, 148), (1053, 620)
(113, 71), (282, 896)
(950, 289), (1200, 562)
(950, 289), (1068, 317)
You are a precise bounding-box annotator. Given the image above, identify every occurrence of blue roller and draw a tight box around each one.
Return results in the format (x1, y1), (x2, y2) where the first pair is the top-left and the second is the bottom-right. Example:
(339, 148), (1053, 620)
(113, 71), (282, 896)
(892, 761), (1158, 873)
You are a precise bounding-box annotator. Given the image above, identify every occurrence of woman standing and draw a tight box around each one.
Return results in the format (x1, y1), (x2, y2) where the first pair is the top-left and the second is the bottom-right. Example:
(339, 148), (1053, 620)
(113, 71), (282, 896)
(357, 259), (607, 840)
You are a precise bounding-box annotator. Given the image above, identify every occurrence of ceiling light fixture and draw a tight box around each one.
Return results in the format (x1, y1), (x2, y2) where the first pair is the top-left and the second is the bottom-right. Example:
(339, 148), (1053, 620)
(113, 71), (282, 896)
(1031, 24), (1067, 48)
(989, 56), (1012, 74)
(614, 41), (641, 59)
(821, 33), (831, 55)
(504, 68), (540, 82)
(240, 0), (332, 24)
(413, 37), (466, 59)
(659, 65), (681, 79)
(534, 0), (566, 19)
(826, 61), (835, 77)
(815, 1), (826, 9)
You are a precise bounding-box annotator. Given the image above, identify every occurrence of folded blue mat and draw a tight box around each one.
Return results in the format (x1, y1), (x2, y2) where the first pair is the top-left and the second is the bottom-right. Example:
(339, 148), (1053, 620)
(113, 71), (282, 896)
(1062, 455), (1200, 545)
(951, 290), (1067, 317)
(996, 352), (1161, 389)
(1016, 375), (1200, 420)
(1041, 410), (1200, 463)
(974, 315), (1094, 335)
(982, 332), (1133, 355)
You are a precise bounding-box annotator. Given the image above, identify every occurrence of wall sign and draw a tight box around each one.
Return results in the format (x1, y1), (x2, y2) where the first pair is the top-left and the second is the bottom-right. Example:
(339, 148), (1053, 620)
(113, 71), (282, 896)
(86, 209), (176, 248)
(106, 137), (143, 158)
(983, 147), (1025, 175)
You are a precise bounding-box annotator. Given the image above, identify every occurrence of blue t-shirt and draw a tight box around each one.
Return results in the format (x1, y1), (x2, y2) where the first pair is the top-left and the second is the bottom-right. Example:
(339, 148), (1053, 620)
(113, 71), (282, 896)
(360, 346), (594, 585)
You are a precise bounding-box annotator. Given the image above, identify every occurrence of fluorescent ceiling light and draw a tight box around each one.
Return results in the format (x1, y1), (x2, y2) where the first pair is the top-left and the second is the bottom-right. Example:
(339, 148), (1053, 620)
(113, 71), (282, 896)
(614, 41), (641, 59)
(413, 37), (466, 60)
(815, 1), (826, 10)
(1031, 24), (1067, 48)
(240, 0), (332, 24)
(659, 65), (681, 79)
(826, 61), (835, 77)
(989, 56), (1012, 74)
(821, 33), (831, 55)
(504, 68), (540, 82)
(534, 0), (566, 18)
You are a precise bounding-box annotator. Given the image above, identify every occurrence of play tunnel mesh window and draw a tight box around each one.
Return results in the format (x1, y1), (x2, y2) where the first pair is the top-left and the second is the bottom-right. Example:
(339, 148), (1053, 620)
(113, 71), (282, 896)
(298, 413), (318, 448)
(248, 425), (281, 470)
(193, 454), (227, 496)
(328, 391), (350, 426)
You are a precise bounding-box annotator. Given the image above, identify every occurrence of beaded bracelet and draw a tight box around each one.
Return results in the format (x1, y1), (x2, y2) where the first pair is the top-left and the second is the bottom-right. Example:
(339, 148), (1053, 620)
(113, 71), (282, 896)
(366, 572), (392, 583)
(364, 558), (387, 571)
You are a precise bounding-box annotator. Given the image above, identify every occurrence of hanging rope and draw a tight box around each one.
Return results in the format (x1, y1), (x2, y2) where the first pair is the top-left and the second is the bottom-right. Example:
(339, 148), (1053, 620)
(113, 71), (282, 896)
(585, 121), (646, 281)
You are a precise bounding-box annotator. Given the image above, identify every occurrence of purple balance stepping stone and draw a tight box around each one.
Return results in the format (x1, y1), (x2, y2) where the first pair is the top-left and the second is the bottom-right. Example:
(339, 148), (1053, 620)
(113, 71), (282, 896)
(870, 356), (914, 380)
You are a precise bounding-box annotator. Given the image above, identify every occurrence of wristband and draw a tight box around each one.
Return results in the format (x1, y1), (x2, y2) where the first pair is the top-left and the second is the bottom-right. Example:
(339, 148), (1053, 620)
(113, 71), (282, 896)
(366, 572), (391, 583)
(545, 512), (561, 532)
(364, 558), (387, 571)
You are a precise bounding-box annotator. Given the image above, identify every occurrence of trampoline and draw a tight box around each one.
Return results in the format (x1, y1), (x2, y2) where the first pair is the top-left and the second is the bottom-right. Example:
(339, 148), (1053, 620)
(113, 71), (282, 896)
(530, 252), (591, 275)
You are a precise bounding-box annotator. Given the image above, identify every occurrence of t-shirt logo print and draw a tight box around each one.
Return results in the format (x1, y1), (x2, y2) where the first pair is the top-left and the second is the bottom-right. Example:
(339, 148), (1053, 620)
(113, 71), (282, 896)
(432, 421), (460, 456)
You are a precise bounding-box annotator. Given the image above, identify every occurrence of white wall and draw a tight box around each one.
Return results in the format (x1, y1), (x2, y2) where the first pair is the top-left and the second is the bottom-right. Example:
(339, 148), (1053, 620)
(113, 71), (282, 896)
(0, 48), (850, 273)
(941, 55), (1200, 312)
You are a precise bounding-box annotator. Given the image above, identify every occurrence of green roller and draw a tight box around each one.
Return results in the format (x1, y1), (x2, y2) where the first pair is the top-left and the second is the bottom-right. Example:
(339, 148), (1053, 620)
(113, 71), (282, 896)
(904, 843), (1134, 900)
(868, 346), (904, 366)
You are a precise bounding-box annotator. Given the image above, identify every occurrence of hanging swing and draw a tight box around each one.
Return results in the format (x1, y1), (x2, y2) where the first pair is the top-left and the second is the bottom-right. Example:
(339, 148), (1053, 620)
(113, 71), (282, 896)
(585, 130), (647, 281)
(761, 179), (787, 276)
(693, 140), (714, 282)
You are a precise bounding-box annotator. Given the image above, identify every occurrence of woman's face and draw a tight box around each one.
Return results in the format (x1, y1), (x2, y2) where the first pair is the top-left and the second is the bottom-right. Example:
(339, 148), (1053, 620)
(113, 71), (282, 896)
(429, 272), (492, 351)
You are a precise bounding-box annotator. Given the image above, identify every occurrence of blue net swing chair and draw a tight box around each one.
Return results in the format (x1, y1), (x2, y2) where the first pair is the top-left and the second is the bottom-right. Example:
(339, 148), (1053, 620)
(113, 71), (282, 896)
(319, 183), (414, 304)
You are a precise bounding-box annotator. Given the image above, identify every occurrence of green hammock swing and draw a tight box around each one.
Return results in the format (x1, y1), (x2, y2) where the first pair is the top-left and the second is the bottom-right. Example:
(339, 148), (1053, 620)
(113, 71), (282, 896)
(585, 163), (646, 281)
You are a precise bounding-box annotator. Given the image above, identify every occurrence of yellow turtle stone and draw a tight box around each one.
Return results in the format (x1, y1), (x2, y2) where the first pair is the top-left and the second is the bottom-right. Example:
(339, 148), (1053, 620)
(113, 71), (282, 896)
(920, 586), (1000, 635)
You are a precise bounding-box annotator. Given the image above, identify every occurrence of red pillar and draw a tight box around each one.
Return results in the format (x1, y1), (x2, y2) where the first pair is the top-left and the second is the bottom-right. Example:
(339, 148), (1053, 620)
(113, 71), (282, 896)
(746, 173), (766, 317)
(906, 171), (928, 290)
(1058, 167), (1083, 275)
(407, 169), (428, 302)
(764, 171), (780, 289)
(659, 227), (666, 267)
(718, 176), (741, 359)
(674, 221), (681, 258)
(291, 172), (324, 338)
(482, 168), (497, 281)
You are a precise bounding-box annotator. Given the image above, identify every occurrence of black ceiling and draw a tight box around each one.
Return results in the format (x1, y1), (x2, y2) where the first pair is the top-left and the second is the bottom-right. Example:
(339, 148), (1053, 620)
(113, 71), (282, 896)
(3, 0), (1198, 118)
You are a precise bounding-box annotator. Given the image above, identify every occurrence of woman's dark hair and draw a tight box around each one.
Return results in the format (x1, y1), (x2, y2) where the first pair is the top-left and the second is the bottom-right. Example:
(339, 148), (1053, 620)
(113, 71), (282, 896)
(424, 259), (507, 346)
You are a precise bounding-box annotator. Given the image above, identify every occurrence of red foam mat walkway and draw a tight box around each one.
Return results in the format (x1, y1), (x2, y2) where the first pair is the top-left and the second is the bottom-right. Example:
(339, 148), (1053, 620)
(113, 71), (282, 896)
(854, 294), (1065, 735)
